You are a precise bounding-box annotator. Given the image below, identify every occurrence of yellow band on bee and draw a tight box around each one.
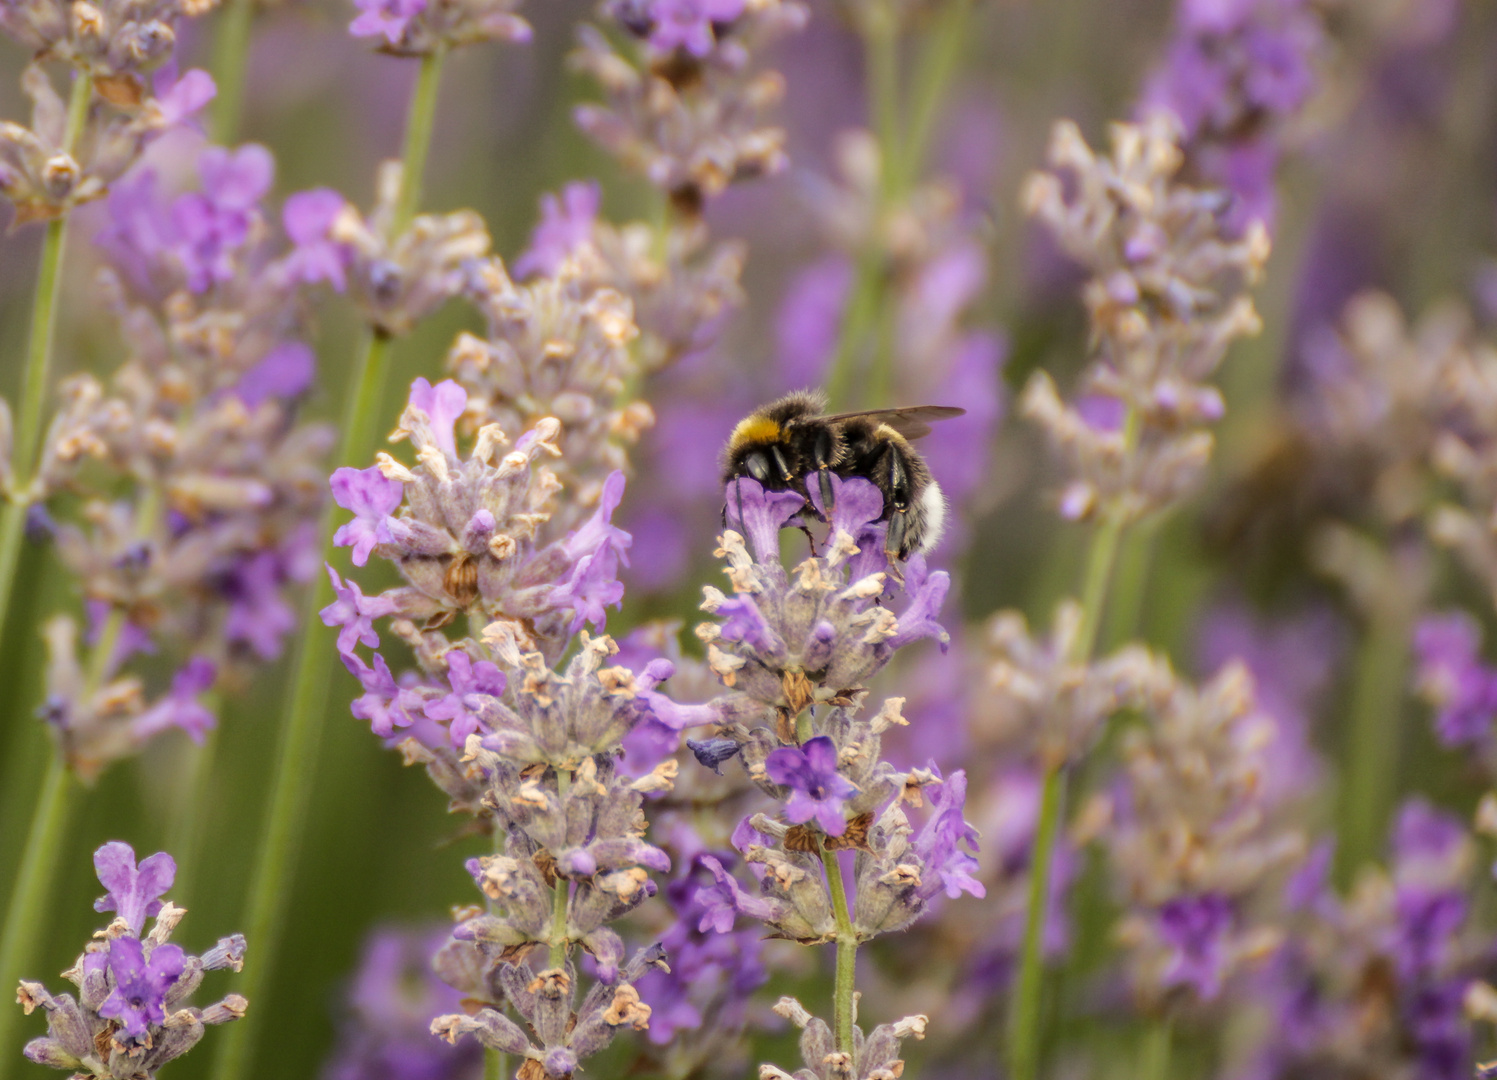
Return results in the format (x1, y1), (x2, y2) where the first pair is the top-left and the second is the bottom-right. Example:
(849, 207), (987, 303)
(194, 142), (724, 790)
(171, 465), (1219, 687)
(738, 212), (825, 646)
(729, 415), (782, 450)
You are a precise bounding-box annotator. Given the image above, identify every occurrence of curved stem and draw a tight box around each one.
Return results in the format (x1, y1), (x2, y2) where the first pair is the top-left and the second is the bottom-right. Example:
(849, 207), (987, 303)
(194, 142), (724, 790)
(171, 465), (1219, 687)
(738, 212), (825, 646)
(820, 846), (857, 1055)
(0, 71), (93, 650)
(209, 0), (256, 144)
(0, 756), (78, 1071)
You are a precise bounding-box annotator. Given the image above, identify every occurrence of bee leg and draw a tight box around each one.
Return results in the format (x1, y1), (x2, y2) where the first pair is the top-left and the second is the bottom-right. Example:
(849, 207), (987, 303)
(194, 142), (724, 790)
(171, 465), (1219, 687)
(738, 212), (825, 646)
(811, 425), (837, 517)
(885, 508), (907, 562)
(734, 477), (746, 534)
(797, 522), (820, 558)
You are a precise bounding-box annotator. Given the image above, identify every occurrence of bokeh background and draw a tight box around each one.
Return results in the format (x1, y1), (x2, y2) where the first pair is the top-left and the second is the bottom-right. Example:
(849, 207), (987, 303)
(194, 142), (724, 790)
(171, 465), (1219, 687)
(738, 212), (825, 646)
(5, 0), (1497, 1077)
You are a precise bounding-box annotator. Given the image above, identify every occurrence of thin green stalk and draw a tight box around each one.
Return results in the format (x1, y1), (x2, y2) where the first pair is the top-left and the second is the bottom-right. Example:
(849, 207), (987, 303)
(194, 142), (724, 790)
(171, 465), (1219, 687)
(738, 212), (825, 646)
(1009, 409), (1140, 1080)
(394, 47), (448, 235)
(485, 1050), (505, 1080)
(1335, 601), (1412, 887)
(209, 0), (255, 143)
(549, 769), (572, 968)
(0, 756), (77, 1070)
(824, 255), (882, 411)
(167, 707), (221, 908)
(866, 4), (901, 205)
(0, 71), (93, 648)
(1100, 520), (1158, 651)
(820, 846), (857, 1055)
(901, 0), (973, 194)
(207, 329), (394, 1080)
(1007, 764), (1066, 1080)
(1139, 1017), (1173, 1080)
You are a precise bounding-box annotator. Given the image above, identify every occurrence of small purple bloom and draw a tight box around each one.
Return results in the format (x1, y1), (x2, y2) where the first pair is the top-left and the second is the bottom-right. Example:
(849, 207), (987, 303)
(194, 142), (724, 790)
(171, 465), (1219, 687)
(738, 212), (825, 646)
(764, 735), (856, 836)
(693, 854), (775, 929)
(93, 842), (177, 935)
(321, 565), (399, 656)
(1156, 893), (1234, 1001)
(131, 656), (218, 744)
(235, 342), (315, 408)
(514, 182), (599, 278)
(912, 768), (985, 900)
(343, 651), (407, 738)
(546, 470), (631, 633)
(222, 550), (298, 660)
(424, 650), (506, 746)
(331, 466), (404, 566)
(723, 477), (805, 563)
(172, 145), (275, 293)
(1413, 612), (1497, 749)
(98, 936), (185, 1039)
(151, 67), (217, 128)
(349, 0), (427, 44)
(646, 0), (745, 56)
(282, 188), (350, 290)
(406, 378), (467, 459)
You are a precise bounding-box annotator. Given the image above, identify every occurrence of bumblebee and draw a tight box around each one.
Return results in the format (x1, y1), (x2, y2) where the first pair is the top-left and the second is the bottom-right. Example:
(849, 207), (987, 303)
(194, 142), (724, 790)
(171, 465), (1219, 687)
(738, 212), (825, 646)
(721, 390), (965, 559)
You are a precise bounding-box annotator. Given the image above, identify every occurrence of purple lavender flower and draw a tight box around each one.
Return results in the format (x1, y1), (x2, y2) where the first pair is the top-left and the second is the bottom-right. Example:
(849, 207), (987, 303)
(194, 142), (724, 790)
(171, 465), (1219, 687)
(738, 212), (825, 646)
(20, 843), (246, 1075)
(1413, 612), (1497, 750)
(643, 0), (746, 56)
(766, 733), (862, 832)
(421, 650), (506, 746)
(171, 144), (275, 293)
(330, 466), (403, 567)
(283, 189), (351, 289)
(349, 0), (427, 45)
(513, 181), (599, 279)
(98, 936), (185, 1039)
(131, 657), (218, 743)
(1156, 893), (1235, 1001)
(93, 842), (176, 935)
(911, 768), (985, 901)
(321, 567), (400, 655)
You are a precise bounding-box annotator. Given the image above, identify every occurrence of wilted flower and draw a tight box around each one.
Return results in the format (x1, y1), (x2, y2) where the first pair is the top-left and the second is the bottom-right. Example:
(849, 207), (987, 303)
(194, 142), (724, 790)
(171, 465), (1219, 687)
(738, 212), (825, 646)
(348, 0), (529, 55)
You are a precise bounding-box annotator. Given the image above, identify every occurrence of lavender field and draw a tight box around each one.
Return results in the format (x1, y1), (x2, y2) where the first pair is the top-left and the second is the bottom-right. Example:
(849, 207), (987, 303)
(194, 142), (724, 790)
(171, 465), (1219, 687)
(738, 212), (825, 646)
(2, 1), (1496, 1079)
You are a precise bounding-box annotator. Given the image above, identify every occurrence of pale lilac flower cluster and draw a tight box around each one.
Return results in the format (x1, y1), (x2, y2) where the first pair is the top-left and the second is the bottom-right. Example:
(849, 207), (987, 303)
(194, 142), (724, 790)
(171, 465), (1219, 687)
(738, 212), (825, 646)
(15, 843), (246, 1077)
(1239, 802), (1488, 1080)
(1020, 115), (1270, 525)
(282, 163), (491, 337)
(1105, 658), (1305, 1009)
(348, 0), (528, 55)
(671, 475), (979, 1077)
(0, 62), (213, 226)
(1141, 0), (1324, 233)
(0, 0), (215, 225)
(447, 252), (650, 522)
(575, 0), (807, 215)
(29, 143), (333, 779)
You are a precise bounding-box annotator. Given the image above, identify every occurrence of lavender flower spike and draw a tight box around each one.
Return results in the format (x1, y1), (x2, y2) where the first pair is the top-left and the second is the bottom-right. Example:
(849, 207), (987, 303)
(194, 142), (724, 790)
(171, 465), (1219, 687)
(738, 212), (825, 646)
(19, 843), (246, 1077)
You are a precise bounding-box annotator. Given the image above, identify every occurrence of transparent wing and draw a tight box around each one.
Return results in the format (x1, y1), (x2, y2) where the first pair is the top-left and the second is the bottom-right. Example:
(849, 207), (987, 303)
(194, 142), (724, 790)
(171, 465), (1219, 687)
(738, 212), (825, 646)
(818, 405), (966, 441)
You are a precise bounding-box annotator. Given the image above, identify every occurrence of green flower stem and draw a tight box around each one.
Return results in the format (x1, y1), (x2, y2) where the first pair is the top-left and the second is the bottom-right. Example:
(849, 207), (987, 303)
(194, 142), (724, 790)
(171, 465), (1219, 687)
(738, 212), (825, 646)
(1140, 1016), (1173, 1080)
(1335, 599), (1413, 886)
(1009, 407), (1140, 1080)
(0, 71), (93, 650)
(209, 0), (255, 144)
(900, 0), (973, 196)
(207, 328), (394, 1080)
(167, 699), (222, 908)
(210, 43), (444, 1064)
(1006, 762), (1066, 1080)
(820, 845), (858, 1055)
(394, 47), (447, 236)
(549, 769), (573, 968)
(485, 1050), (505, 1080)
(0, 755), (77, 1070)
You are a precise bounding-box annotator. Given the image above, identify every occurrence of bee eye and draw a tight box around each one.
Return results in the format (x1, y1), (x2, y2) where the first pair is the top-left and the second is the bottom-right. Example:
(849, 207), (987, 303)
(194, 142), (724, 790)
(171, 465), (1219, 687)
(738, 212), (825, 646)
(743, 452), (772, 483)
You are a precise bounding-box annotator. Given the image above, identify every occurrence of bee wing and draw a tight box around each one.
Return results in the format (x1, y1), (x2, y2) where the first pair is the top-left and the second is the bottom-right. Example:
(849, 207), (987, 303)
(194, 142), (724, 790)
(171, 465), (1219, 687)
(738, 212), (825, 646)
(818, 405), (966, 442)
